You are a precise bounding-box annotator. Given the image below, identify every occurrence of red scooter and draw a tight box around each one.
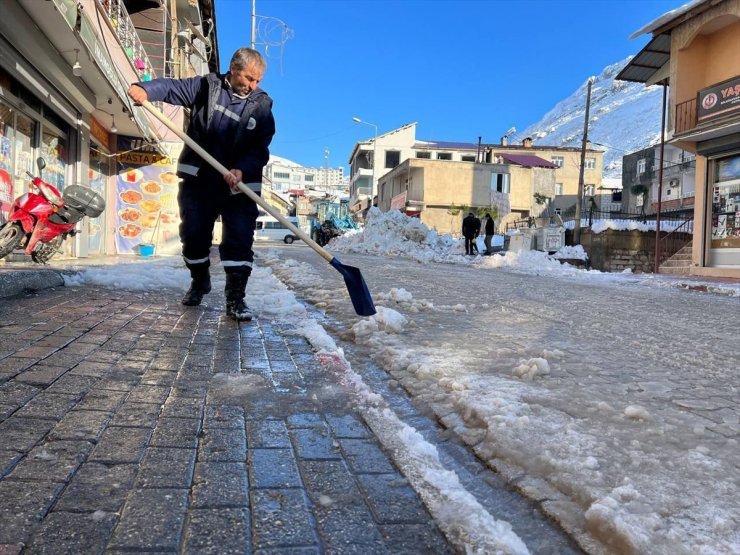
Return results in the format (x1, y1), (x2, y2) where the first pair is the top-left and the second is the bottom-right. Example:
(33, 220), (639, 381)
(0, 157), (105, 263)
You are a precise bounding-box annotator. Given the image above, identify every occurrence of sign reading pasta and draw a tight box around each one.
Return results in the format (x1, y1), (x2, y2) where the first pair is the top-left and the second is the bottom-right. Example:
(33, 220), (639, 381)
(115, 136), (183, 254)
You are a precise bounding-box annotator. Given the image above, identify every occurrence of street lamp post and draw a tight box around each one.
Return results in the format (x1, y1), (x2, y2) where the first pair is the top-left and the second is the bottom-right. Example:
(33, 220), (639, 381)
(352, 117), (378, 200)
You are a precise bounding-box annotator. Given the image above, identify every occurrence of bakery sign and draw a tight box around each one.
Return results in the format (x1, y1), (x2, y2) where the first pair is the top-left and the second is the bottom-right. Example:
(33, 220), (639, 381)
(697, 75), (740, 123)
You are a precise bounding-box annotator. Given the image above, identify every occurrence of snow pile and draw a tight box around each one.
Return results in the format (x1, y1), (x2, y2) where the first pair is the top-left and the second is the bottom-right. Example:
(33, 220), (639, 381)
(551, 245), (588, 260)
(331, 207), (466, 263)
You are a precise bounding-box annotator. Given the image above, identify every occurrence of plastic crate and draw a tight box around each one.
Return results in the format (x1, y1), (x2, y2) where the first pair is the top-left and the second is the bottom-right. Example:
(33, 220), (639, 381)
(62, 185), (105, 218)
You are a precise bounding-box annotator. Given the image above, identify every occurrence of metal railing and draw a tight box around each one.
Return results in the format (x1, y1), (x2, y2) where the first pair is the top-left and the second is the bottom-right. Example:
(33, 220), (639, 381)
(97, 0), (156, 80)
(658, 215), (694, 267)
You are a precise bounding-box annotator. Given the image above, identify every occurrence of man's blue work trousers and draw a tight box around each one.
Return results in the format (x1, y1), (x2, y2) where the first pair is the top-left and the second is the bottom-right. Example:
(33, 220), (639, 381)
(177, 175), (259, 272)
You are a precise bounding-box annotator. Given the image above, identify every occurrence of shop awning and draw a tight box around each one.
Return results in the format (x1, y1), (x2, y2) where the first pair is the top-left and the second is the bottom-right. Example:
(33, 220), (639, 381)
(616, 33), (671, 85)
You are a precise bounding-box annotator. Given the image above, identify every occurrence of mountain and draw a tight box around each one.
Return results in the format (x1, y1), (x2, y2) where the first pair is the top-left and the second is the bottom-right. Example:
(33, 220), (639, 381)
(513, 58), (665, 178)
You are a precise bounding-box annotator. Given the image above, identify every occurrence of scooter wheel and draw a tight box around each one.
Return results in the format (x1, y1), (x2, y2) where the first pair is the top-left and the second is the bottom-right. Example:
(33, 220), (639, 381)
(0, 222), (25, 259)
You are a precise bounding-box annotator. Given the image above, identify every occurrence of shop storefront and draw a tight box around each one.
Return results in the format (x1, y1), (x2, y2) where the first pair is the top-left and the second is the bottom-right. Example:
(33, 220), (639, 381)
(707, 151), (740, 267)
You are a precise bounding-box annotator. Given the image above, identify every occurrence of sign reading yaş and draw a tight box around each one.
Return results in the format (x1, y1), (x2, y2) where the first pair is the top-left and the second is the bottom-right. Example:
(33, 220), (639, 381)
(698, 75), (740, 123)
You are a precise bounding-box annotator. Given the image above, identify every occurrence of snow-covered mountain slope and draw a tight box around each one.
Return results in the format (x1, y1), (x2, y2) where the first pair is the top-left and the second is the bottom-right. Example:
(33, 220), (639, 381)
(514, 58), (665, 178)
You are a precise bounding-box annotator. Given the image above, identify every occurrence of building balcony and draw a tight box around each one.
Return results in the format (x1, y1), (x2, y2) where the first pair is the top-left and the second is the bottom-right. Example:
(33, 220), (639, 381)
(675, 98), (697, 135)
(96, 0), (157, 81)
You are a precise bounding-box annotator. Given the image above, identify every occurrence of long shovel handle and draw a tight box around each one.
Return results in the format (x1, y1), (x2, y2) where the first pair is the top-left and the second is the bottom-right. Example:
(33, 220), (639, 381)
(140, 100), (333, 262)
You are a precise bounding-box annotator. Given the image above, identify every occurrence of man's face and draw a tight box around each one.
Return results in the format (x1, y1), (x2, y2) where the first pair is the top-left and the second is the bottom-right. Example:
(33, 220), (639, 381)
(229, 62), (264, 96)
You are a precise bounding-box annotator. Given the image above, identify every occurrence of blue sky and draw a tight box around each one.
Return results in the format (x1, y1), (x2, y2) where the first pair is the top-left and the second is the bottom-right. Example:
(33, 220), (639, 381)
(215, 0), (681, 171)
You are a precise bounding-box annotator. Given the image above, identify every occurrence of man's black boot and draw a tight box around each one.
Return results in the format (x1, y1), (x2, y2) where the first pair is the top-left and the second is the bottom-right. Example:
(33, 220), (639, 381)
(182, 264), (211, 306)
(225, 270), (252, 321)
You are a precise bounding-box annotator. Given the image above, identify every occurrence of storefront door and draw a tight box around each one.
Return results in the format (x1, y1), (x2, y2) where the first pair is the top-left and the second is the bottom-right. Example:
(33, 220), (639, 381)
(707, 152), (740, 267)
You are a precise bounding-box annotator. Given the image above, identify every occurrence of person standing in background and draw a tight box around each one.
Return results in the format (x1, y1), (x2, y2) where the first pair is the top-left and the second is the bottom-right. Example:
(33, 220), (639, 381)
(483, 213), (495, 255)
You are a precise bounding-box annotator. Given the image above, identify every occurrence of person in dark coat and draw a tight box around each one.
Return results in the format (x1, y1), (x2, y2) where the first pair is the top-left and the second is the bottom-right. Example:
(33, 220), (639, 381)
(462, 212), (478, 255)
(128, 48), (275, 321)
(483, 213), (496, 254)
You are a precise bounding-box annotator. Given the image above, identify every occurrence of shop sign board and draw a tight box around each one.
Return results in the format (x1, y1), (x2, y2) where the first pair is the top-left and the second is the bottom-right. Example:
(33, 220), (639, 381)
(115, 136), (183, 255)
(698, 75), (740, 123)
(50, 0), (78, 30)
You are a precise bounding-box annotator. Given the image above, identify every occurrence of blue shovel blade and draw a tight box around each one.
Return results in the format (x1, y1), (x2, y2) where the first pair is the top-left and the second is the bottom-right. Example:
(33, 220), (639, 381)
(329, 257), (376, 316)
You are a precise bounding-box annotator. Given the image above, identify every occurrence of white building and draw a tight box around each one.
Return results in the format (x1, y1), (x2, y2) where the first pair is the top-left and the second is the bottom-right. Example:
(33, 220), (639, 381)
(263, 156), (348, 194)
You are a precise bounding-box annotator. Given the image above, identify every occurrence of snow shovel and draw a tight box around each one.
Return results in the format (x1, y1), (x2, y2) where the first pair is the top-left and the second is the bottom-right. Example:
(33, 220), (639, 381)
(140, 100), (376, 316)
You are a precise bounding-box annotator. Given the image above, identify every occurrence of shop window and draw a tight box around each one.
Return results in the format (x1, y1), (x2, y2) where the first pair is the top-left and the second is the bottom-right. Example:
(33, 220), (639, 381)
(710, 154), (740, 251)
(41, 128), (67, 190)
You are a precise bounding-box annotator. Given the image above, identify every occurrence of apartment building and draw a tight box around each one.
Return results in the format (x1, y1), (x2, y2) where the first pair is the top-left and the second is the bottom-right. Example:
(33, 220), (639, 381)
(618, 0), (740, 277)
(375, 156), (558, 235)
(0, 0), (217, 257)
(264, 156), (348, 194)
(347, 122), (603, 220)
(621, 144), (696, 213)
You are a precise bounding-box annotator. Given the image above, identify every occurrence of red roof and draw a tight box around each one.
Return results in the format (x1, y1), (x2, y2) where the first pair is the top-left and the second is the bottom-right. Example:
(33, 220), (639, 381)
(287, 189), (305, 196)
(498, 153), (558, 168)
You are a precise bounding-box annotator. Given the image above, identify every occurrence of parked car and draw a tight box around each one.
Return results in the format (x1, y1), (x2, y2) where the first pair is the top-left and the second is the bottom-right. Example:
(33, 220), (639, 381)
(254, 215), (300, 244)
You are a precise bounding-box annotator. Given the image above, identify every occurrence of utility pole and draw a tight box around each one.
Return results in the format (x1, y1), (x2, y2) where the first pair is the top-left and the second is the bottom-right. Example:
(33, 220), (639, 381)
(251, 0), (256, 49)
(654, 79), (668, 273)
(324, 146), (329, 191)
(574, 78), (593, 245)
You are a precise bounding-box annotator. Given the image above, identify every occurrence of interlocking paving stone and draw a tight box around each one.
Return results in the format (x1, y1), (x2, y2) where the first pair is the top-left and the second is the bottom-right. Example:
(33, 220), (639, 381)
(54, 463), (137, 512)
(0, 382), (40, 408)
(13, 365), (67, 386)
(338, 439), (397, 474)
(249, 449), (302, 489)
(88, 426), (152, 464)
(356, 474), (431, 524)
(199, 427), (247, 462)
(0, 480), (65, 544)
(192, 462), (249, 508)
(182, 508), (250, 555)
(325, 414), (373, 439)
(7, 439), (92, 482)
(149, 417), (201, 449)
(126, 384), (171, 404)
(251, 489), (317, 550)
(161, 395), (206, 419)
(247, 420), (291, 449)
(0, 417), (54, 452)
(203, 405), (245, 429)
(13, 393), (80, 421)
(135, 447), (197, 489)
(109, 401), (161, 428)
(312, 505), (387, 553)
(24, 510), (118, 554)
(107, 488), (189, 551)
(290, 428), (341, 460)
(377, 524), (453, 555)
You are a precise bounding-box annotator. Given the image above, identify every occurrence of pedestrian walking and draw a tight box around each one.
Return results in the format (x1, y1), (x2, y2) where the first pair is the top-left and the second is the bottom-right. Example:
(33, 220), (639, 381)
(462, 212), (478, 255)
(483, 213), (495, 255)
(127, 47), (275, 321)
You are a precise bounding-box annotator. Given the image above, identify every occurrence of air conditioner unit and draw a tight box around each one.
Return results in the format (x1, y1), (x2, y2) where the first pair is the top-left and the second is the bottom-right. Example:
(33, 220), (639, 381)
(669, 179), (679, 187)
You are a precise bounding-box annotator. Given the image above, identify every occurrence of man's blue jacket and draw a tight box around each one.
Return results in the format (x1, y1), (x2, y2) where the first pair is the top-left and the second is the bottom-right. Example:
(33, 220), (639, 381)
(136, 73), (275, 185)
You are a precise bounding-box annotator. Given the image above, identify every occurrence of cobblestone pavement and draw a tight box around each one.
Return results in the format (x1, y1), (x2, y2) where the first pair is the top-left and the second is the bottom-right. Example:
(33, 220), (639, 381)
(0, 279), (457, 554)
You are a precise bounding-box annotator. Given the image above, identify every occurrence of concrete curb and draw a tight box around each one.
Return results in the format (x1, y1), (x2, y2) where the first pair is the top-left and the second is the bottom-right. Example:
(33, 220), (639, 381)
(0, 268), (65, 299)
